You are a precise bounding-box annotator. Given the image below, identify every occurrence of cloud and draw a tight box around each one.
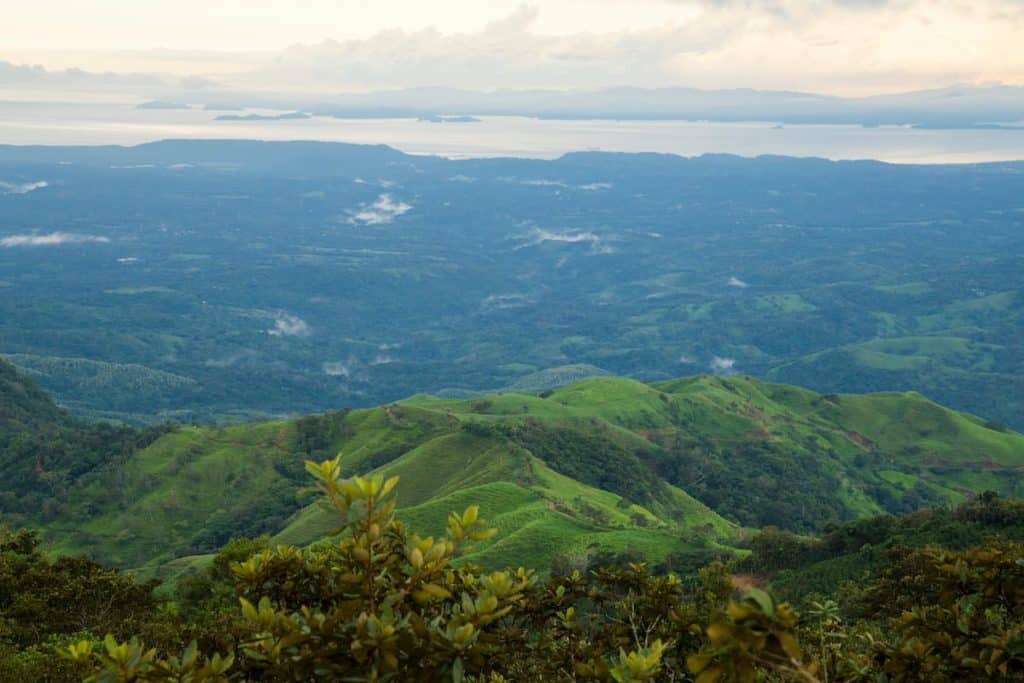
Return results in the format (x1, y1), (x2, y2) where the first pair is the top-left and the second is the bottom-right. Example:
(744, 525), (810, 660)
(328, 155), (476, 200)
(512, 226), (616, 254)
(323, 360), (355, 376)
(512, 178), (569, 188)
(4, 2), (1024, 103)
(727, 276), (749, 288)
(347, 194), (412, 225)
(267, 313), (311, 337)
(235, 6), (739, 93)
(0, 180), (48, 194)
(509, 178), (611, 190)
(710, 356), (737, 373)
(211, 3), (1024, 95)
(480, 293), (533, 311)
(514, 227), (598, 246)
(0, 232), (109, 247)
(0, 60), (162, 86)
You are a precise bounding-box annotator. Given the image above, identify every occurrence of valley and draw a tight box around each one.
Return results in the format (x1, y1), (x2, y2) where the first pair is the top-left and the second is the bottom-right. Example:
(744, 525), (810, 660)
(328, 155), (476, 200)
(1, 142), (1022, 429)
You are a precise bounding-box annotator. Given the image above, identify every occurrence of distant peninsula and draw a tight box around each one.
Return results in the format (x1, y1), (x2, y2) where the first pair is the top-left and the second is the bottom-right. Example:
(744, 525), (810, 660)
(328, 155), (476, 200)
(214, 111), (312, 122)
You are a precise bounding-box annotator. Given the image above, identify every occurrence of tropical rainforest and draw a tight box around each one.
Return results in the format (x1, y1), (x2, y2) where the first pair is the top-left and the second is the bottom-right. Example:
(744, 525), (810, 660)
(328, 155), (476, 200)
(1, 142), (1022, 428)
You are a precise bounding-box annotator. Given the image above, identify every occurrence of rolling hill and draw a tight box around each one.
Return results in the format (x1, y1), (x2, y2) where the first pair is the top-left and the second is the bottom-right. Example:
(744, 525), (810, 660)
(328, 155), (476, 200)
(3, 360), (1021, 580)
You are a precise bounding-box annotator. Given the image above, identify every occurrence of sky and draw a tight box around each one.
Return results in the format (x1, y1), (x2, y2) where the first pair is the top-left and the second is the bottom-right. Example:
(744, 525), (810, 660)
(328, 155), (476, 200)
(1, 0), (1022, 97)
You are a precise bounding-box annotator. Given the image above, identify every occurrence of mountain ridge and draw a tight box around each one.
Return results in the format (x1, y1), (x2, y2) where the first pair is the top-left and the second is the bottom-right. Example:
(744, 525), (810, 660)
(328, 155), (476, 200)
(3, 360), (1020, 579)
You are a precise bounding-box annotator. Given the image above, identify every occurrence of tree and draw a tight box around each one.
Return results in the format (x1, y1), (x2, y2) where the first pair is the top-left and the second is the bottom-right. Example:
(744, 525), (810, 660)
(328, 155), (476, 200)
(71, 455), (820, 682)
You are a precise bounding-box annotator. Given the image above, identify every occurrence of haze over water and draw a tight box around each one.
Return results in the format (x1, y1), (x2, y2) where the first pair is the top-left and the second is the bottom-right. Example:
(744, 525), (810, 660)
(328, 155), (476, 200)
(2, 102), (1024, 164)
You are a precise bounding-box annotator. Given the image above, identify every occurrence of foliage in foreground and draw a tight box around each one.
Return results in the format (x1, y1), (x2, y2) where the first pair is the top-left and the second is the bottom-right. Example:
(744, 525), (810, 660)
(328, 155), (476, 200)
(10, 455), (1020, 681)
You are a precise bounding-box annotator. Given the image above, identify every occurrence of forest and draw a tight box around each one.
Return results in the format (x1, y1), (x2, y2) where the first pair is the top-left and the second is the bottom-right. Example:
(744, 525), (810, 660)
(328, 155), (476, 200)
(1, 142), (1022, 428)
(1, 458), (1020, 682)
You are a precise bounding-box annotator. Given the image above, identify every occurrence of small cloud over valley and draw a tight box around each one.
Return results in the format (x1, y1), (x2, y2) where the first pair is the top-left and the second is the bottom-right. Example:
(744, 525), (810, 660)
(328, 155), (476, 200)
(347, 194), (412, 225)
(480, 293), (533, 311)
(710, 356), (737, 374)
(0, 180), (48, 194)
(512, 227), (615, 254)
(267, 312), (311, 337)
(0, 232), (109, 247)
(323, 360), (355, 377)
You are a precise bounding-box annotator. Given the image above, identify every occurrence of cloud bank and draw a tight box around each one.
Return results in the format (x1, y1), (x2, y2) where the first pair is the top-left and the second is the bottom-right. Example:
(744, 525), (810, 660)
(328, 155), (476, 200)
(3, 2), (1022, 99)
(0, 232), (109, 247)
(1, 2), (1021, 116)
(0, 180), (48, 194)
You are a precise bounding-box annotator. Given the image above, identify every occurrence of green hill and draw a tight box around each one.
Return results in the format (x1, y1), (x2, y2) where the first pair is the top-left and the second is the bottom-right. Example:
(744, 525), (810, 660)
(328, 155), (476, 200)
(2, 364), (1022, 577)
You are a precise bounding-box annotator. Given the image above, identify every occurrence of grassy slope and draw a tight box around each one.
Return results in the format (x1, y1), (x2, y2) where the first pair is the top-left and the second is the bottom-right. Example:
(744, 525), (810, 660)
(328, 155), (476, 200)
(53, 420), (297, 567)
(32, 374), (1024, 576)
(274, 431), (731, 571)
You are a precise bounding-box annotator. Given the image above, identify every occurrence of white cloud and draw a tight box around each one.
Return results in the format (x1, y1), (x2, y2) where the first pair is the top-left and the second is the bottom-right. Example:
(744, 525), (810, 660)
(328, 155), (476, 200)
(502, 178), (612, 191)
(480, 293), (533, 311)
(512, 226), (616, 254)
(347, 194), (412, 225)
(0, 232), (109, 247)
(185, 3), (1024, 95)
(323, 360), (354, 376)
(3, 3), (1022, 105)
(710, 356), (737, 373)
(727, 276), (749, 288)
(513, 178), (569, 188)
(0, 180), (48, 194)
(267, 313), (311, 337)
(514, 227), (597, 246)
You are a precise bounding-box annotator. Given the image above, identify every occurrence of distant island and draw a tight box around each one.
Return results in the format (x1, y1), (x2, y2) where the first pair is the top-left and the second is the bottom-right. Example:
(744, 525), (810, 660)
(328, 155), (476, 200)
(214, 111), (312, 121)
(417, 114), (482, 123)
